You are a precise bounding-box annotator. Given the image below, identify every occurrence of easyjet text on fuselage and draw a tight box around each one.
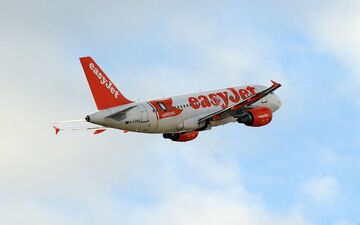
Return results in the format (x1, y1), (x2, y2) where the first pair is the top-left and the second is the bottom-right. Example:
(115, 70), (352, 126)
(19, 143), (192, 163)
(188, 86), (257, 109)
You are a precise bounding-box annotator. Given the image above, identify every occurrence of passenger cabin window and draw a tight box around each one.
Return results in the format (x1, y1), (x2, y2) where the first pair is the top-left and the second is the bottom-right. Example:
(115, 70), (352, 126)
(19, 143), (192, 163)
(157, 102), (167, 111)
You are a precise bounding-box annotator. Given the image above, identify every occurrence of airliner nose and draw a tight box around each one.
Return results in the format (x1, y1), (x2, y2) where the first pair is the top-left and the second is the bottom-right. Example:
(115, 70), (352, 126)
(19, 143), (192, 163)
(275, 95), (282, 111)
(269, 94), (281, 112)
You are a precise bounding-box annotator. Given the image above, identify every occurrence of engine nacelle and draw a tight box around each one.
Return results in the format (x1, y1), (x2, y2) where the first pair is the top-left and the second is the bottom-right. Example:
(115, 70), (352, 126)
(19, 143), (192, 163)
(237, 107), (273, 127)
(163, 131), (199, 142)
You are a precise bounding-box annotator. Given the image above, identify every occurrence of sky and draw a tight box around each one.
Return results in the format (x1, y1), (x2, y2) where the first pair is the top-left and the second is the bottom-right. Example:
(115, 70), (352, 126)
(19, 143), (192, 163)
(0, 0), (360, 224)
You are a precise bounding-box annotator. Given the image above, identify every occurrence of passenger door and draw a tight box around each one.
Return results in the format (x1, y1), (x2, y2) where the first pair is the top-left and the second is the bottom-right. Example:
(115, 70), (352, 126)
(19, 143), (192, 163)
(138, 104), (149, 123)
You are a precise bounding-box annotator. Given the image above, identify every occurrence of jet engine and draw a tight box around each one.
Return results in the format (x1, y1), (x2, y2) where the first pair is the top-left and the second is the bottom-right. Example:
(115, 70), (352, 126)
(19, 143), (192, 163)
(237, 107), (273, 127)
(163, 131), (199, 142)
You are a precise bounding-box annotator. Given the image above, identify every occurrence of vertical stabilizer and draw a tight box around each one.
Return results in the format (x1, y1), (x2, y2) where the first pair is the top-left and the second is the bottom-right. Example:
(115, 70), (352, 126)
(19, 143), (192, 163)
(79, 57), (133, 110)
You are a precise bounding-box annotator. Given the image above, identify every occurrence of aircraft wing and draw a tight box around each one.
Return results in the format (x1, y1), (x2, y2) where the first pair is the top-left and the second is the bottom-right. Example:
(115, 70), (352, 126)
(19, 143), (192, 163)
(198, 80), (281, 123)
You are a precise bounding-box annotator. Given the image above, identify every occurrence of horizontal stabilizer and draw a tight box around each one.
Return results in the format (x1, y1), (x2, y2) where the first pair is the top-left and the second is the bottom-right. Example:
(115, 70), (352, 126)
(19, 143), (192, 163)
(50, 120), (106, 135)
(53, 126), (60, 135)
(94, 129), (106, 135)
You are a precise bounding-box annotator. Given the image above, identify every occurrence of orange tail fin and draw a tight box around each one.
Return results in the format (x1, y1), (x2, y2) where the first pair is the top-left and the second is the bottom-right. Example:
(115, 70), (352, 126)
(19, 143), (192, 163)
(80, 57), (133, 110)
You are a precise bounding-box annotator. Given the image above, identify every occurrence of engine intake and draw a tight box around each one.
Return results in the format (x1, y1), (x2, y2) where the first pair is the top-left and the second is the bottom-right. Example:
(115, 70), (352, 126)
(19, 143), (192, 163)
(237, 107), (273, 127)
(163, 131), (199, 142)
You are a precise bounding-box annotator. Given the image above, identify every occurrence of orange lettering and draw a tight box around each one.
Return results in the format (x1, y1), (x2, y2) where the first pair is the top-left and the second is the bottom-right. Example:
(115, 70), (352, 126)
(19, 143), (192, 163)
(216, 92), (229, 109)
(228, 88), (240, 103)
(209, 93), (220, 106)
(246, 86), (256, 95)
(198, 95), (212, 108)
(189, 97), (200, 109)
(239, 89), (250, 99)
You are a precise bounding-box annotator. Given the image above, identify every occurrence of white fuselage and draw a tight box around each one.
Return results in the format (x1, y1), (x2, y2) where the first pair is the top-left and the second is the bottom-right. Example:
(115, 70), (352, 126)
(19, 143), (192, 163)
(86, 85), (282, 134)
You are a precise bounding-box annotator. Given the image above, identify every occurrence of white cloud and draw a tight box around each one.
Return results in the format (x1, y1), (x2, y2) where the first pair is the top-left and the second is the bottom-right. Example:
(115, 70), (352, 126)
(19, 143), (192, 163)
(136, 188), (311, 225)
(273, 0), (360, 96)
(300, 176), (340, 203)
(169, 16), (286, 84)
(302, 1), (360, 99)
(333, 220), (357, 225)
(0, 203), (82, 225)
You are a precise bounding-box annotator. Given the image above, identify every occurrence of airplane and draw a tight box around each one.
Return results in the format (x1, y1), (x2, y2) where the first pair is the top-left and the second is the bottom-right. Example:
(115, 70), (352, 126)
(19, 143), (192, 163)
(53, 56), (282, 142)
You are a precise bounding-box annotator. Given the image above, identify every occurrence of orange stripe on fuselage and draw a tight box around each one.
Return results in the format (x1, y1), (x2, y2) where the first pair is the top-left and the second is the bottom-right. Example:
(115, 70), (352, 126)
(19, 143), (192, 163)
(149, 98), (183, 120)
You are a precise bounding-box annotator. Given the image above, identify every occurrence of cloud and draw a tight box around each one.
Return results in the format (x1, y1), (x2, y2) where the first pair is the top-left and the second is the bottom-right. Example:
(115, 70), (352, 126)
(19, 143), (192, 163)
(301, 1), (360, 101)
(300, 176), (340, 203)
(136, 188), (311, 225)
(333, 221), (357, 225)
(271, 0), (360, 98)
(0, 203), (82, 225)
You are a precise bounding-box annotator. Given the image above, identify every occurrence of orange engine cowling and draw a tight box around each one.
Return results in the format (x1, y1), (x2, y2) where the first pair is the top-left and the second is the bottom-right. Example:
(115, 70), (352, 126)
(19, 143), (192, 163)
(237, 107), (273, 127)
(163, 131), (199, 142)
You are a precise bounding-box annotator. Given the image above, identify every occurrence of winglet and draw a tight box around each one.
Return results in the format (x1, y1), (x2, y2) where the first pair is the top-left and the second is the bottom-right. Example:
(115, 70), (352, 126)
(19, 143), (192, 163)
(53, 126), (60, 135)
(271, 80), (281, 88)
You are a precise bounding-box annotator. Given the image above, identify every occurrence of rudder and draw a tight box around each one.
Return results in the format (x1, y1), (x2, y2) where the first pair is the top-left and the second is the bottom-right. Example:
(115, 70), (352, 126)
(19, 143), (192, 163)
(80, 57), (133, 110)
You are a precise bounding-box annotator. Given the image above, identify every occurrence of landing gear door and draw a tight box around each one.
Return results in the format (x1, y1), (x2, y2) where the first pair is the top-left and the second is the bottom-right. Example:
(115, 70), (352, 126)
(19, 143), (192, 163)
(138, 104), (149, 123)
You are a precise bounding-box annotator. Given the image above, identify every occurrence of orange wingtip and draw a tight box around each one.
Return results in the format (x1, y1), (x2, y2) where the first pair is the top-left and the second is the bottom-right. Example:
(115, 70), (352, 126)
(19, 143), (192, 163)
(94, 129), (106, 135)
(271, 80), (281, 88)
(123, 130), (129, 133)
(53, 126), (60, 135)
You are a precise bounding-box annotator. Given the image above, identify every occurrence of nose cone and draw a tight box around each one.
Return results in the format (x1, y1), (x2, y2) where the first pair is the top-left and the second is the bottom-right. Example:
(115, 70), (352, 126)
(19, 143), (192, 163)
(273, 94), (282, 111)
(270, 94), (282, 112)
